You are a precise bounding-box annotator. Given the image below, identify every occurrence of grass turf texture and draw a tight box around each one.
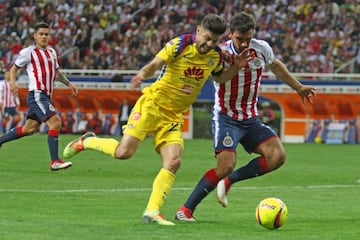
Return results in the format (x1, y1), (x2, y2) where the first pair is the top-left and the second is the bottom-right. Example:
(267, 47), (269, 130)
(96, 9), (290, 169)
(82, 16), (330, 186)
(0, 134), (359, 240)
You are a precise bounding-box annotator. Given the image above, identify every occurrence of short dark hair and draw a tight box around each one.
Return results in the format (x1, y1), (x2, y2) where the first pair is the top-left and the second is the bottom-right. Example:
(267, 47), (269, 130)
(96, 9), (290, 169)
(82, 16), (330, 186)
(200, 14), (227, 35)
(35, 22), (49, 31)
(229, 12), (256, 33)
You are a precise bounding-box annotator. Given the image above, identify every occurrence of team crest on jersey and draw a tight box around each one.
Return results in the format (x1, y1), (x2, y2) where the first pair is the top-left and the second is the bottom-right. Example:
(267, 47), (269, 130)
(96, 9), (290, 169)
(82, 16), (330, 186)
(184, 66), (204, 80)
(253, 57), (261, 67)
(222, 132), (234, 147)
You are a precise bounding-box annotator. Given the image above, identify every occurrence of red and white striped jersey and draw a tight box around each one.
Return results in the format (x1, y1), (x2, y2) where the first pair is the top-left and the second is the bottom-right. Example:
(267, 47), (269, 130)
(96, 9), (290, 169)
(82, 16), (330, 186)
(0, 80), (19, 108)
(213, 39), (275, 121)
(14, 45), (59, 96)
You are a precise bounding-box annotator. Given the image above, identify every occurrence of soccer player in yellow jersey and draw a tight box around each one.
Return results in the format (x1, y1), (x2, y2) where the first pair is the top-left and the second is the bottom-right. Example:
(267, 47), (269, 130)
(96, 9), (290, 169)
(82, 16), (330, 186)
(63, 14), (254, 226)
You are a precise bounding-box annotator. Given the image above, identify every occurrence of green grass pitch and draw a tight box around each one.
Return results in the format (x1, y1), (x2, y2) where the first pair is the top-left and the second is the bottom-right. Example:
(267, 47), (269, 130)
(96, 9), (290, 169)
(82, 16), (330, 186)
(0, 134), (359, 240)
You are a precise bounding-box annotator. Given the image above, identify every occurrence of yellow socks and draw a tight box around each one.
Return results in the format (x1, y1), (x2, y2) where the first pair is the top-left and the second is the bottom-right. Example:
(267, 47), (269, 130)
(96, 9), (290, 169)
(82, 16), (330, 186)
(145, 168), (175, 212)
(84, 137), (119, 157)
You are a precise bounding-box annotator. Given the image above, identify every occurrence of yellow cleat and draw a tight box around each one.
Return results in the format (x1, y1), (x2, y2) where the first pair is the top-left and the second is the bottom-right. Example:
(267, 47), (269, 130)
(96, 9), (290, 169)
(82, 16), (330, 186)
(142, 211), (175, 226)
(63, 132), (96, 158)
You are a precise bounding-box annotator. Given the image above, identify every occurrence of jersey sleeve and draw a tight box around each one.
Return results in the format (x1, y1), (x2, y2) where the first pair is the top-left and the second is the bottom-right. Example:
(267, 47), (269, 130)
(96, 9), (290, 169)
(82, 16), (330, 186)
(260, 40), (275, 66)
(156, 38), (179, 63)
(14, 48), (31, 68)
(211, 46), (224, 77)
(156, 34), (194, 63)
(49, 47), (60, 69)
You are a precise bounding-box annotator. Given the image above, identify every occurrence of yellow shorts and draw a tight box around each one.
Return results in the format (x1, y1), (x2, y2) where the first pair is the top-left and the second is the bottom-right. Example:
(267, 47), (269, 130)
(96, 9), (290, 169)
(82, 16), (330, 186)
(123, 95), (184, 152)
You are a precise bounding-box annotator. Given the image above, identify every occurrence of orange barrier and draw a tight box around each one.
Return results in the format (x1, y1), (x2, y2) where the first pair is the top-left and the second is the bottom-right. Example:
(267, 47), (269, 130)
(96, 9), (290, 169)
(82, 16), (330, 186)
(17, 88), (193, 139)
(17, 88), (359, 141)
(261, 92), (360, 142)
(18, 88), (142, 114)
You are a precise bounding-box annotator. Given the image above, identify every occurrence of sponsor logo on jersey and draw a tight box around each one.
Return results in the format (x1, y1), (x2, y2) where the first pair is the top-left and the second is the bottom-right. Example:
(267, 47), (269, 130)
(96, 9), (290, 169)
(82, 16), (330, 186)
(184, 66), (204, 80)
(181, 84), (193, 95)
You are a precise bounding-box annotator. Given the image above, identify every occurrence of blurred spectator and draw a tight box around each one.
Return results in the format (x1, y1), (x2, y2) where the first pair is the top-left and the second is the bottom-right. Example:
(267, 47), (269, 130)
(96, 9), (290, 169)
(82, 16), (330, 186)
(0, 0), (359, 74)
(75, 111), (88, 133)
(102, 113), (114, 135)
(87, 112), (102, 135)
(259, 101), (276, 131)
(60, 111), (75, 134)
(118, 97), (133, 136)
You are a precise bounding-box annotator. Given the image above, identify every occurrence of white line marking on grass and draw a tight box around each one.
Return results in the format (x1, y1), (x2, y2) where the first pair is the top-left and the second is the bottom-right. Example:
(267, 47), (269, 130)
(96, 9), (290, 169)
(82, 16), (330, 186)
(0, 184), (359, 193)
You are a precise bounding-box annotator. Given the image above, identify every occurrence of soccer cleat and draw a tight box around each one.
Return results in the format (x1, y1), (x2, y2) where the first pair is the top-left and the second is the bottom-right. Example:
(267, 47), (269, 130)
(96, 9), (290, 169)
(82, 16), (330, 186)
(63, 132), (96, 158)
(50, 159), (72, 171)
(217, 179), (229, 207)
(142, 211), (175, 226)
(175, 205), (196, 221)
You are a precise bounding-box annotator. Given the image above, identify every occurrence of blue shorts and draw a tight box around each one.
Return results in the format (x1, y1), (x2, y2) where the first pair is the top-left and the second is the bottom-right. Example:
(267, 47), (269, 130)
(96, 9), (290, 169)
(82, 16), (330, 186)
(27, 91), (57, 123)
(212, 111), (277, 154)
(2, 107), (19, 117)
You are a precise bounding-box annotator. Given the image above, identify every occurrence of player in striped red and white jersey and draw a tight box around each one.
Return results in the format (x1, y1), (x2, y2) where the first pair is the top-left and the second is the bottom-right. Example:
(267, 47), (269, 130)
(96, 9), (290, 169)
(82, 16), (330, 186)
(176, 12), (317, 221)
(0, 22), (78, 171)
(0, 70), (21, 133)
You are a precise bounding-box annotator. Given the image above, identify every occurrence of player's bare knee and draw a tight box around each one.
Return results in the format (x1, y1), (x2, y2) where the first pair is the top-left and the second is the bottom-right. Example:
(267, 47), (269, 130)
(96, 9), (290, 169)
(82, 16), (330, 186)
(224, 161), (235, 174)
(114, 150), (133, 160)
(171, 158), (181, 170)
(50, 120), (62, 130)
(23, 127), (38, 135)
(163, 157), (181, 174)
(277, 149), (286, 165)
(216, 161), (235, 178)
(270, 150), (286, 170)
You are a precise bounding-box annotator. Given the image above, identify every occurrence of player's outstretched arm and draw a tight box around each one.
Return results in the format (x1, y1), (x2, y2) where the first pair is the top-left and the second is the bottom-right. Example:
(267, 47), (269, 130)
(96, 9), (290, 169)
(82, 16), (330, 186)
(270, 59), (316, 104)
(56, 70), (78, 96)
(131, 56), (165, 89)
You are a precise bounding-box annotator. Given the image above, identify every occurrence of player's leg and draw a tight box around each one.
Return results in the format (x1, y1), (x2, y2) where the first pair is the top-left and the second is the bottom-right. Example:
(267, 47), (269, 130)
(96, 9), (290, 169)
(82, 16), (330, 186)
(62, 130), (142, 159)
(64, 95), (147, 159)
(143, 121), (183, 226)
(228, 136), (285, 183)
(176, 112), (239, 220)
(64, 128), (143, 160)
(142, 143), (182, 226)
(45, 113), (72, 170)
(6, 107), (21, 129)
(0, 116), (39, 146)
(217, 120), (286, 206)
(175, 151), (237, 220)
(11, 111), (21, 129)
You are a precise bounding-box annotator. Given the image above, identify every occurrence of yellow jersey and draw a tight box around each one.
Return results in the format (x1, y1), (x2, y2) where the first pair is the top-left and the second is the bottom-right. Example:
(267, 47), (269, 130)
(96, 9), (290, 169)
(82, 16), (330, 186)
(142, 34), (224, 116)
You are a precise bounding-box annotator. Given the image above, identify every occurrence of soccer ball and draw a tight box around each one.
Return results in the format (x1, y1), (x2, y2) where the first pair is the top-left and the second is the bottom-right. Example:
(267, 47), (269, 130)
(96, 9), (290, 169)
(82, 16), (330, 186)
(255, 197), (288, 230)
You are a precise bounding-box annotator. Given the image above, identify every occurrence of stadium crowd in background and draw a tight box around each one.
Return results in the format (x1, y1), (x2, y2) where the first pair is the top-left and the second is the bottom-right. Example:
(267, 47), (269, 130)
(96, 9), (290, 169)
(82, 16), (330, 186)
(0, 0), (359, 75)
